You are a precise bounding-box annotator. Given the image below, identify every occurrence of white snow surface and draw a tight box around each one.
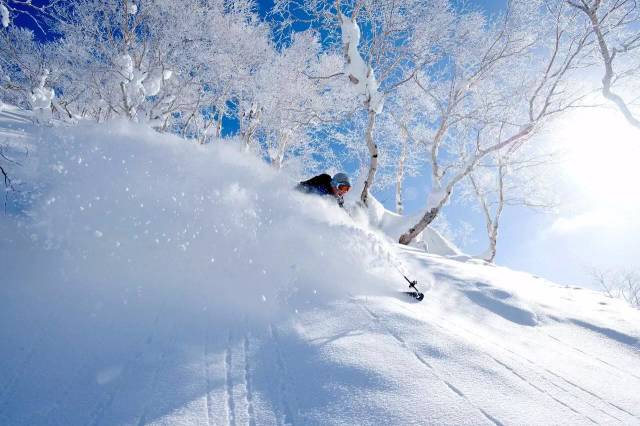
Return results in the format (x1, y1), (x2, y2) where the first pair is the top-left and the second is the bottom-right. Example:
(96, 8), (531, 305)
(1, 110), (640, 425)
(359, 194), (462, 256)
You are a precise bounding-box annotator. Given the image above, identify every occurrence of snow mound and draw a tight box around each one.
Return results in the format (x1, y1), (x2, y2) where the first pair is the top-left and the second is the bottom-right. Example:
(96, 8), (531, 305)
(359, 193), (462, 256)
(1, 117), (407, 324)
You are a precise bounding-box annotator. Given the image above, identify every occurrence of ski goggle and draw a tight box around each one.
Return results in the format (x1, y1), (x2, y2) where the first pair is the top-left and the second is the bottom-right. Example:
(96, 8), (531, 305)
(336, 183), (351, 192)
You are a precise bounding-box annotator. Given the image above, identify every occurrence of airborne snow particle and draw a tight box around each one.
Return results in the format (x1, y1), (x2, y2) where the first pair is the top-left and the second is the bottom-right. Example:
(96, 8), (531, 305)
(96, 366), (123, 385)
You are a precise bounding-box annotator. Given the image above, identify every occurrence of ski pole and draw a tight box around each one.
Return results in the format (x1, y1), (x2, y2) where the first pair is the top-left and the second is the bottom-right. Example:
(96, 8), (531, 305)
(403, 274), (418, 289)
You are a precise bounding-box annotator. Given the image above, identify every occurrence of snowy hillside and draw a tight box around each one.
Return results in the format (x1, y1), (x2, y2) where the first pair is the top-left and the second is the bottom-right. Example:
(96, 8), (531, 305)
(1, 110), (640, 426)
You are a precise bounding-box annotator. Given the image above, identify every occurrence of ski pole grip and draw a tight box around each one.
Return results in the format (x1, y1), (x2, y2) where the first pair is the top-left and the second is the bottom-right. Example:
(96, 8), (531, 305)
(403, 275), (417, 287)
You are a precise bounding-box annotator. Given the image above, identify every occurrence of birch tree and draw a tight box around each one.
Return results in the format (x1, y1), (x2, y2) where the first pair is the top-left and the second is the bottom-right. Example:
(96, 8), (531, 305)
(244, 31), (350, 167)
(51, 0), (271, 138)
(398, 0), (593, 245)
(464, 144), (558, 262)
(273, 0), (453, 205)
(591, 269), (640, 308)
(0, 26), (55, 111)
(376, 87), (427, 214)
(568, 0), (640, 130)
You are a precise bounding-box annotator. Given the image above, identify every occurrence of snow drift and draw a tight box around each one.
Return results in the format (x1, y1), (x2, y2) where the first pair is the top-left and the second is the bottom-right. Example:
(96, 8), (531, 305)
(2, 111), (639, 425)
(1, 115), (407, 322)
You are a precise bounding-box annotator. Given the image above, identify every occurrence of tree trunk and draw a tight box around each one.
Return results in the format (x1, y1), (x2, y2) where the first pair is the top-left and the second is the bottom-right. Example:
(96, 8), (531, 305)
(399, 124), (533, 246)
(486, 163), (505, 263)
(581, 2), (640, 130)
(398, 206), (440, 245)
(360, 110), (378, 206)
(241, 108), (258, 151)
(199, 120), (214, 144)
(275, 132), (289, 169)
(396, 128), (408, 214)
(215, 117), (222, 138)
(485, 226), (498, 263)
(120, 81), (133, 120)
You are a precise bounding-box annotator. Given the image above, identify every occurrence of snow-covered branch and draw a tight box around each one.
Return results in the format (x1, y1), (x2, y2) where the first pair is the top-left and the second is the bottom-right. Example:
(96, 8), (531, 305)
(567, 0), (640, 131)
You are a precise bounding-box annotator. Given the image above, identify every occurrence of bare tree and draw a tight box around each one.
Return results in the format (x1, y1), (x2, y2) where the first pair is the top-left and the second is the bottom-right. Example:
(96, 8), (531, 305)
(465, 143), (558, 262)
(568, 0), (640, 130)
(0, 0), (61, 33)
(398, 0), (593, 245)
(591, 268), (640, 308)
(0, 25), (53, 110)
(381, 89), (428, 215)
(273, 0), (453, 205)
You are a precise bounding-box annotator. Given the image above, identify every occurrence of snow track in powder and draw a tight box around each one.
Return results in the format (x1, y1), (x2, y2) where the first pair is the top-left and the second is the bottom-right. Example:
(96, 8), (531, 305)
(86, 306), (170, 426)
(387, 293), (638, 425)
(226, 330), (257, 426)
(355, 299), (503, 426)
(269, 324), (296, 426)
(243, 334), (257, 426)
(224, 333), (236, 426)
(541, 330), (640, 381)
(484, 326), (640, 422)
(203, 314), (216, 426)
(489, 355), (600, 424)
(133, 319), (179, 426)
(0, 321), (48, 421)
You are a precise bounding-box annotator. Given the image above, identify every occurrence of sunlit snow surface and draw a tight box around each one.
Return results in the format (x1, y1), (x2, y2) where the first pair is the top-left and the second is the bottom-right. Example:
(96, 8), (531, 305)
(1, 109), (639, 425)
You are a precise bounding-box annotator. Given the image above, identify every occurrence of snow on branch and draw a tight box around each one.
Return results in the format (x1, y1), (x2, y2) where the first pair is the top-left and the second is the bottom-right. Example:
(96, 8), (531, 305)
(1, 4), (9, 28)
(338, 12), (383, 114)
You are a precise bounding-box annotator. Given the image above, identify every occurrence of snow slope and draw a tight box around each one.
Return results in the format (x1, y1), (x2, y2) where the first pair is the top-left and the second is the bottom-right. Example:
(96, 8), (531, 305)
(1, 110), (639, 426)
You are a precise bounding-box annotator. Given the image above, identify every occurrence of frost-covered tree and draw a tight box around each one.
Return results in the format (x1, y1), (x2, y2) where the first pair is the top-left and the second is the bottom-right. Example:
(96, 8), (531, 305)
(51, 0), (180, 121)
(591, 268), (640, 308)
(568, 0), (640, 130)
(0, 0), (59, 31)
(398, 0), (594, 245)
(179, 0), (272, 142)
(462, 143), (558, 262)
(243, 31), (351, 167)
(273, 0), (454, 205)
(49, 0), (272, 140)
(0, 26), (55, 111)
(374, 87), (427, 214)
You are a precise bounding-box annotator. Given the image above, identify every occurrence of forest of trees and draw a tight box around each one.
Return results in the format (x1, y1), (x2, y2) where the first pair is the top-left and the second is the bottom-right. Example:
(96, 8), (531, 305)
(1, 0), (639, 260)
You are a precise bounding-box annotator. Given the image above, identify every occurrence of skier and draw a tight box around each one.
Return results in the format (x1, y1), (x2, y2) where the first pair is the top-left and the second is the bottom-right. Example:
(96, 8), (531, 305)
(296, 172), (351, 207)
(297, 172), (424, 300)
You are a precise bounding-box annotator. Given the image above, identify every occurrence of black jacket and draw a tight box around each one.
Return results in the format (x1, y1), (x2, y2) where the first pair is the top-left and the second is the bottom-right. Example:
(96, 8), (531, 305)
(296, 174), (344, 207)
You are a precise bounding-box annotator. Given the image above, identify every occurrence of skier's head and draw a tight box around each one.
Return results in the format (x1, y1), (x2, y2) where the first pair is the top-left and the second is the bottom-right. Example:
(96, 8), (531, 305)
(331, 172), (351, 196)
